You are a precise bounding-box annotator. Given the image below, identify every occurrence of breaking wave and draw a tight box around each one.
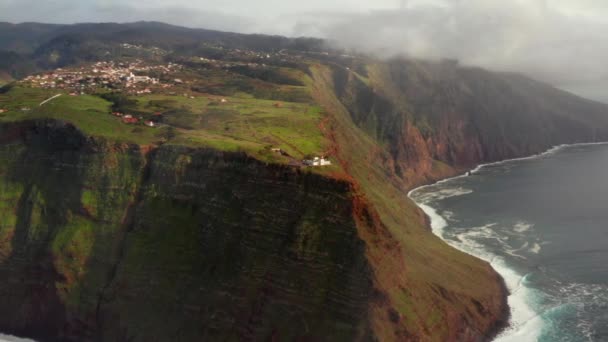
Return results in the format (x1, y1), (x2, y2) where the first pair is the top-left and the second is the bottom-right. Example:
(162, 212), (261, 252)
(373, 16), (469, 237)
(408, 141), (608, 341)
(413, 198), (543, 342)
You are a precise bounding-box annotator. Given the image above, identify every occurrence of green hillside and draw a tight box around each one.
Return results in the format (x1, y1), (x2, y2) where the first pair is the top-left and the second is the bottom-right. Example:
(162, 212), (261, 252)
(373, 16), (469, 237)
(0, 85), (333, 170)
(1, 22), (608, 342)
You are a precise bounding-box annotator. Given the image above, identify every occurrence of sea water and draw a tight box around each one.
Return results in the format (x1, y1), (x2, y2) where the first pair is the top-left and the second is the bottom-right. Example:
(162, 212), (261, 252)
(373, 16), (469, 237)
(410, 143), (608, 342)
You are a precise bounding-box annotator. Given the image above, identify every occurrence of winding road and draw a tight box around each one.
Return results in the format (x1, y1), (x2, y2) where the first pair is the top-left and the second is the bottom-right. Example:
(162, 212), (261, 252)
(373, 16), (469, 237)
(39, 94), (62, 106)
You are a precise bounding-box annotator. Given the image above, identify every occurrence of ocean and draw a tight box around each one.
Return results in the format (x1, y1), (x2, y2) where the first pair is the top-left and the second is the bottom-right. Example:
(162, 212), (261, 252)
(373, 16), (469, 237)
(409, 143), (608, 342)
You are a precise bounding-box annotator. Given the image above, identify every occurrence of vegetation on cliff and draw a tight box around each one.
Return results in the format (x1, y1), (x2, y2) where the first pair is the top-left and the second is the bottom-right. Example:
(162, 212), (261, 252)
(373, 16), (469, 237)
(1, 22), (608, 341)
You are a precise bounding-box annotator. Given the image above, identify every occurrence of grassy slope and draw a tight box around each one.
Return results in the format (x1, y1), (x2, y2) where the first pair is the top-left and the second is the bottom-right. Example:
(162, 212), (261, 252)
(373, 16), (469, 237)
(98, 147), (373, 341)
(0, 121), (375, 340)
(133, 94), (327, 158)
(0, 87), (158, 144)
(0, 123), (145, 340)
(310, 58), (608, 340)
(2, 21), (608, 341)
(0, 61), (508, 340)
(0, 86), (337, 173)
(311, 63), (506, 341)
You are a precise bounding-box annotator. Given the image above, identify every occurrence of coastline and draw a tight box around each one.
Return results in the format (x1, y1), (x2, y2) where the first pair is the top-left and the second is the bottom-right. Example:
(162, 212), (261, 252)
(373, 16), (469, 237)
(407, 141), (608, 341)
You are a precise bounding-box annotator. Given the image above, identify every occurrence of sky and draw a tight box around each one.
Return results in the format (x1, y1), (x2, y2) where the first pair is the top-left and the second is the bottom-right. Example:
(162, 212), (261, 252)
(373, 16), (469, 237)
(2, 0), (608, 101)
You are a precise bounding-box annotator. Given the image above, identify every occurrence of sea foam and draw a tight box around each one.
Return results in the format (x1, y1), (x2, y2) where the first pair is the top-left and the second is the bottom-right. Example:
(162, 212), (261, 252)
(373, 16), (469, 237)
(414, 199), (542, 341)
(406, 142), (608, 341)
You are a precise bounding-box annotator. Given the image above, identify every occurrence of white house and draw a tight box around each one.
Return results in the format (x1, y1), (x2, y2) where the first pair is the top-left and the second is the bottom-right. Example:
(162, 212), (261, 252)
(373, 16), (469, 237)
(304, 156), (332, 167)
(128, 73), (156, 84)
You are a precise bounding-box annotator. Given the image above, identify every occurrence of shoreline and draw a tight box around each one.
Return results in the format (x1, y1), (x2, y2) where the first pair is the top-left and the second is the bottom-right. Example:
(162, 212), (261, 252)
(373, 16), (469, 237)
(407, 141), (608, 341)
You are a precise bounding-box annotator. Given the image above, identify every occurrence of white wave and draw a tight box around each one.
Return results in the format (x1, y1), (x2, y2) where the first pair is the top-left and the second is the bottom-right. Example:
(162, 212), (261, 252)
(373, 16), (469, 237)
(442, 210), (456, 222)
(413, 187), (473, 203)
(408, 141), (608, 341)
(408, 141), (608, 200)
(529, 243), (542, 254)
(539, 282), (608, 341)
(454, 223), (523, 259)
(493, 271), (543, 342)
(453, 223), (498, 246)
(511, 242), (529, 253)
(513, 222), (533, 233)
(415, 202), (542, 342)
(505, 242), (528, 260)
(418, 203), (448, 238)
(472, 142), (608, 174)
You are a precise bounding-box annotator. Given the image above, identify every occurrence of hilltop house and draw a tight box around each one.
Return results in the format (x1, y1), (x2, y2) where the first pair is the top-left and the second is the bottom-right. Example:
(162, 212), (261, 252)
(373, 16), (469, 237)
(128, 73), (158, 84)
(303, 156), (332, 167)
(122, 114), (138, 124)
(315, 157), (332, 166)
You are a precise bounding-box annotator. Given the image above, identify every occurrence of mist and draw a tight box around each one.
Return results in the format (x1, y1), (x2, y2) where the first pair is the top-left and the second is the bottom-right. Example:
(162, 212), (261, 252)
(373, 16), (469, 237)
(1, 0), (608, 101)
(293, 0), (608, 104)
(286, 0), (608, 101)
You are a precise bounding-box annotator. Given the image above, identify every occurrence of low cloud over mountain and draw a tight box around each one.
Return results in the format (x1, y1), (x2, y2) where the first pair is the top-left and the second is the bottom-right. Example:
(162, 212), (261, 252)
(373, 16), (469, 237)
(2, 0), (608, 100)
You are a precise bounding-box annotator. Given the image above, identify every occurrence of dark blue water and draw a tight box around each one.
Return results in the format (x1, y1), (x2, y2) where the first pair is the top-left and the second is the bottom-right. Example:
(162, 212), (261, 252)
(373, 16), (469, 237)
(410, 143), (608, 342)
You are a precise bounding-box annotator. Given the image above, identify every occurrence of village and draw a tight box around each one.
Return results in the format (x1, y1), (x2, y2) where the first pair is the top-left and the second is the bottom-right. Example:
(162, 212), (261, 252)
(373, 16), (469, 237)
(269, 148), (332, 167)
(21, 60), (183, 95)
(14, 52), (336, 169)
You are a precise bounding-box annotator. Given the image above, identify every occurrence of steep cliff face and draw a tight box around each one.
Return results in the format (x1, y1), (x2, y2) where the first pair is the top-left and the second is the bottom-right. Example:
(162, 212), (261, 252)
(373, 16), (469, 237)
(312, 64), (509, 342)
(0, 120), (374, 341)
(330, 59), (608, 187)
(3, 57), (608, 342)
(98, 146), (374, 341)
(0, 120), (146, 340)
(309, 59), (608, 342)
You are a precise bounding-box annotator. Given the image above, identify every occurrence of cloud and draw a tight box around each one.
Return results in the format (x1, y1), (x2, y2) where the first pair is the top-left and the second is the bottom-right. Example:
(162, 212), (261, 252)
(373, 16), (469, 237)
(0, 0), (257, 33)
(2, 0), (608, 100)
(287, 0), (608, 87)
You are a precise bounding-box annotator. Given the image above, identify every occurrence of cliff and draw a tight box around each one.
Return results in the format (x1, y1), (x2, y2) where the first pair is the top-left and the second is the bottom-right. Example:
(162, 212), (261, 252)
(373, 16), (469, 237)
(306, 59), (608, 341)
(312, 64), (510, 342)
(1, 54), (608, 342)
(0, 120), (373, 341)
(326, 59), (608, 188)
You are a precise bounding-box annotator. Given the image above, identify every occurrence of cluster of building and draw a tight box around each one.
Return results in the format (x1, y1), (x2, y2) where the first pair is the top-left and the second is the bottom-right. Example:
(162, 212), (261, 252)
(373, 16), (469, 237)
(21, 60), (183, 95)
(186, 44), (307, 71)
(112, 112), (156, 127)
(111, 112), (157, 127)
(120, 43), (167, 56)
(197, 57), (272, 70)
(270, 148), (332, 167)
(303, 156), (332, 167)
